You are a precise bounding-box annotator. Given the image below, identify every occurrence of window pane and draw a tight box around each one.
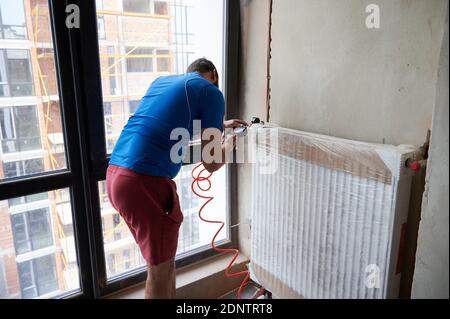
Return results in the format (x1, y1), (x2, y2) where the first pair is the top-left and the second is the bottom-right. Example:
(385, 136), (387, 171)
(97, 0), (225, 152)
(154, 1), (169, 16)
(11, 208), (52, 254)
(126, 47), (154, 73)
(95, 0), (103, 11)
(0, 0), (27, 39)
(175, 165), (228, 254)
(97, 17), (105, 40)
(0, 189), (81, 298)
(97, 0), (227, 269)
(123, 0), (150, 14)
(129, 100), (140, 114)
(28, 208), (53, 251)
(99, 164), (228, 279)
(11, 214), (31, 254)
(34, 255), (58, 296)
(17, 261), (36, 298)
(3, 158), (44, 179)
(156, 49), (170, 72)
(98, 180), (146, 279)
(8, 192), (48, 209)
(0, 1), (67, 181)
(0, 105), (41, 154)
(0, 50), (34, 96)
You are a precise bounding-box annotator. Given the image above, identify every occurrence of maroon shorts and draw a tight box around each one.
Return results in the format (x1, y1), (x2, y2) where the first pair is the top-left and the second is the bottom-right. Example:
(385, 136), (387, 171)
(106, 165), (184, 266)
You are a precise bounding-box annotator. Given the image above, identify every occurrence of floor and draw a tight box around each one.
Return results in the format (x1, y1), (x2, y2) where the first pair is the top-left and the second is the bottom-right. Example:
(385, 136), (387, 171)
(219, 280), (267, 299)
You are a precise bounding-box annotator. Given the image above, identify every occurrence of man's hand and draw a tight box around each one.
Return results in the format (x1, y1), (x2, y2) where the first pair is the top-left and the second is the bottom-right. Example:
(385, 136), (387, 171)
(224, 119), (250, 129)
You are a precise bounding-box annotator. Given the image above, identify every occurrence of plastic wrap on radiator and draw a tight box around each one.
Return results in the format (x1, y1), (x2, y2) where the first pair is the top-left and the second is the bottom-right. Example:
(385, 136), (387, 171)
(249, 125), (416, 299)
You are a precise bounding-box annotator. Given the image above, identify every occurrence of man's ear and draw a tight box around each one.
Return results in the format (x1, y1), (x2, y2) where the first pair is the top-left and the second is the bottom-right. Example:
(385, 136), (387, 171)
(212, 70), (219, 87)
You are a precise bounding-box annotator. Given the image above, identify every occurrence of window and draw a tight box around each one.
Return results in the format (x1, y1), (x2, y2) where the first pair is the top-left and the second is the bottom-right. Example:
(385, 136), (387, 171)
(0, 49), (34, 97)
(0, 0), (27, 39)
(11, 208), (53, 255)
(181, 180), (198, 210)
(129, 100), (140, 114)
(171, 2), (197, 73)
(113, 213), (121, 241)
(156, 49), (170, 72)
(98, 180), (146, 278)
(154, 1), (169, 15)
(95, 0), (229, 284)
(0, 3), (67, 182)
(123, 249), (131, 269)
(0, 0), (78, 299)
(123, 0), (150, 14)
(96, 0), (103, 11)
(96, 0), (105, 39)
(17, 255), (58, 298)
(126, 47), (153, 73)
(97, 164), (229, 279)
(97, 18), (105, 40)
(1, 189), (80, 298)
(0, 105), (42, 154)
(8, 192), (48, 207)
(107, 47), (117, 95)
(104, 102), (113, 135)
(113, 213), (120, 227)
(179, 212), (200, 251)
(3, 158), (44, 179)
(174, 165), (228, 254)
(107, 254), (116, 275)
(0, 0), (233, 299)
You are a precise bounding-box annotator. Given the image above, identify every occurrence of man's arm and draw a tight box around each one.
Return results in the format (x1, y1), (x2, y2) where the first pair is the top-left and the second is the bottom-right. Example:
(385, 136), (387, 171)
(224, 119), (250, 129)
(200, 119), (249, 173)
(201, 128), (235, 174)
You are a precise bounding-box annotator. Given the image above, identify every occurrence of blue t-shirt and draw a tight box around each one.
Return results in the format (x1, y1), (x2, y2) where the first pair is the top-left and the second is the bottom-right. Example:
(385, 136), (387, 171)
(109, 72), (225, 179)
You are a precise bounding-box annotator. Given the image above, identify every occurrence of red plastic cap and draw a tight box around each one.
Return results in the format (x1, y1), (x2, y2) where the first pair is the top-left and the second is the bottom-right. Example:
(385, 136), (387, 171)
(410, 162), (421, 171)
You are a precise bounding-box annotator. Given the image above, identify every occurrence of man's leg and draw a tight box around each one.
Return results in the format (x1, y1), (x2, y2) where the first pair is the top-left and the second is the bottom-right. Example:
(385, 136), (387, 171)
(171, 261), (176, 298)
(145, 258), (176, 299)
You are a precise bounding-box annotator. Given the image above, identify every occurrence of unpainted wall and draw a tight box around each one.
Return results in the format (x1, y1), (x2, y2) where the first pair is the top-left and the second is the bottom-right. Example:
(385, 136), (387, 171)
(237, 0), (271, 258)
(269, 0), (448, 146)
(411, 11), (449, 299)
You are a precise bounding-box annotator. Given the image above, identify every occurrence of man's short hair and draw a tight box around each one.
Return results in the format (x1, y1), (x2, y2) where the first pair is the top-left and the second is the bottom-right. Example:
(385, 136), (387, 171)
(187, 58), (217, 77)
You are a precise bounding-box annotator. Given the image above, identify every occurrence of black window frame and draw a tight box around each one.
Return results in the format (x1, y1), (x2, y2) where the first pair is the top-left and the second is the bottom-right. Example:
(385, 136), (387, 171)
(0, 0), (239, 299)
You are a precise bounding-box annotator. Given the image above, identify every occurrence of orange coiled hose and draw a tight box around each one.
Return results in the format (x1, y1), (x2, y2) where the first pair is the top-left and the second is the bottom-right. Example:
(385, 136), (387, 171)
(191, 163), (250, 299)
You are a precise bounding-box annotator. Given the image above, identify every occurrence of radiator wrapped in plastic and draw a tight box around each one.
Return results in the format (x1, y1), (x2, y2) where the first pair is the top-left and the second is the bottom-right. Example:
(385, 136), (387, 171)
(249, 125), (416, 299)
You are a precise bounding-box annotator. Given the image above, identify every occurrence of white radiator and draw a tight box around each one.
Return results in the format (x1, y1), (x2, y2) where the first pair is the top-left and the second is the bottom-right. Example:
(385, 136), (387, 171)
(249, 126), (416, 299)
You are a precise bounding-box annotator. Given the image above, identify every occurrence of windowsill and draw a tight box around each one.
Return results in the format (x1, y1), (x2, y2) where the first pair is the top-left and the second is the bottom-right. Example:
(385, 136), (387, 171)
(104, 252), (249, 299)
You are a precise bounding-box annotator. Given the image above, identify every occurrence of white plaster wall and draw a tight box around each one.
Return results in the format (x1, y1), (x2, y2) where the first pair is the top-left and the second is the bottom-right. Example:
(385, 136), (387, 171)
(236, 0), (271, 257)
(269, 0), (448, 146)
(412, 11), (449, 299)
